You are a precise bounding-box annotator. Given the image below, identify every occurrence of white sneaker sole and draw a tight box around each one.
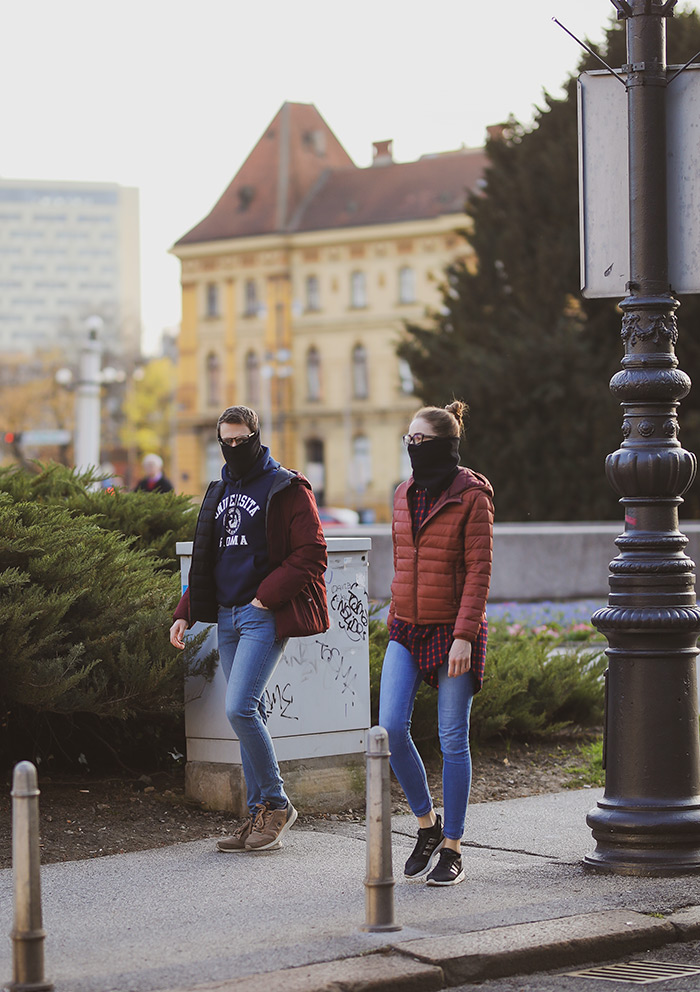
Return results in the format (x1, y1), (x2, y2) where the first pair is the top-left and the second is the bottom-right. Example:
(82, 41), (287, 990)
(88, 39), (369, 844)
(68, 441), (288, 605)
(217, 841), (281, 853)
(426, 866), (465, 886)
(246, 804), (298, 851)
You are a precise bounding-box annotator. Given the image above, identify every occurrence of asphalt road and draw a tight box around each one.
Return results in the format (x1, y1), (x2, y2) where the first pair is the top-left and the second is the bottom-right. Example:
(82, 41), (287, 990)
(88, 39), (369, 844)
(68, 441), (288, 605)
(450, 940), (700, 992)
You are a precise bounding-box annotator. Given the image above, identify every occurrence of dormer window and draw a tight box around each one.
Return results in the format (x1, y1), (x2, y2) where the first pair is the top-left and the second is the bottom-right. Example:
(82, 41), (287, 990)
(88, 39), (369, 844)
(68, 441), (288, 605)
(238, 186), (255, 211)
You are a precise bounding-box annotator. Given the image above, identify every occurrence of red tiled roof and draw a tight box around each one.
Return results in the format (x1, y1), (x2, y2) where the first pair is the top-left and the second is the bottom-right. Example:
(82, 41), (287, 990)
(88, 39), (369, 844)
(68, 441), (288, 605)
(176, 103), (354, 245)
(292, 151), (487, 232)
(175, 103), (487, 246)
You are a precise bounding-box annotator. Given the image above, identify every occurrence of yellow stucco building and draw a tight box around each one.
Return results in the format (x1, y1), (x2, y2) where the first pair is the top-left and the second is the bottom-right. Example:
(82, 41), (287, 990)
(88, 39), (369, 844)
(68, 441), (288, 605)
(171, 102), (486, 521)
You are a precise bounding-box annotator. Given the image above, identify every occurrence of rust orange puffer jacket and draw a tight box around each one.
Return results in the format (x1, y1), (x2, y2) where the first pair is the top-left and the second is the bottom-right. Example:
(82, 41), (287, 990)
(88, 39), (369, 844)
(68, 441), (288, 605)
(388, 467), (494, 642)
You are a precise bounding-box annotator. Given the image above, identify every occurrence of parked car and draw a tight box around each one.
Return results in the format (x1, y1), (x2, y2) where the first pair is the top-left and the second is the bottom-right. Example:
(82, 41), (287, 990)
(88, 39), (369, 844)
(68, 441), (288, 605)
(318, 506), (361, 527)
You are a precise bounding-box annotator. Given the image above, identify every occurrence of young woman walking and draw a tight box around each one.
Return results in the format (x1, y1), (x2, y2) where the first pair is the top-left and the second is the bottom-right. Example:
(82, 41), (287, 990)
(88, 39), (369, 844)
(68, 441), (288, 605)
(379, 401), (493, 885)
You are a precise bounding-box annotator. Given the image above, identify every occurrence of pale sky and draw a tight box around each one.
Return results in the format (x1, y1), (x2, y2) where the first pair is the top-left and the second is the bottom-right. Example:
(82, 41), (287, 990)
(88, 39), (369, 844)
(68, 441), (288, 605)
(1, 0), (635, 354)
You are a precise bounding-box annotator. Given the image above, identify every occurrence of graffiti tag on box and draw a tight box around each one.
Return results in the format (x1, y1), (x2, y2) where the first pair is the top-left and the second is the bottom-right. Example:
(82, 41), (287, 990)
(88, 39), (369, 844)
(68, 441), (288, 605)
(273, 636), (360, 723)
(330, 581), (368, 642)
(264, 681), (298, 721)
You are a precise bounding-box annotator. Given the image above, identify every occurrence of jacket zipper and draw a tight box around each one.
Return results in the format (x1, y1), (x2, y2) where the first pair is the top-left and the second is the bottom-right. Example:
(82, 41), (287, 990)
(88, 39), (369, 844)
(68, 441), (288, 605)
(412, 492), (463, 619)
(413, 544), (419, 618)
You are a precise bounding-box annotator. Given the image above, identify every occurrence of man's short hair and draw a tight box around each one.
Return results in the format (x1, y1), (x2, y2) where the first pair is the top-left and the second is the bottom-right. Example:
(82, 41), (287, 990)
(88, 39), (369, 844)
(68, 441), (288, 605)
(217, 406), (259, 433)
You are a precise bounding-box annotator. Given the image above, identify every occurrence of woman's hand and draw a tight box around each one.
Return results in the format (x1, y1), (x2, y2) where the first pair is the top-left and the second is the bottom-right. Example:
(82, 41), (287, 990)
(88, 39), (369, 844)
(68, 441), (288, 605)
(448, 638), (472, 678)
(251, 597), (269, 610)
(170, 619), (187, 650)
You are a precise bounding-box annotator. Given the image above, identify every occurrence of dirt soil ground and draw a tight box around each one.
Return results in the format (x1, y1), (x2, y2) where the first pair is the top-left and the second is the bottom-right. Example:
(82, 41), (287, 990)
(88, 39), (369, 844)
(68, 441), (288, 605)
(0, 738), (597, 869)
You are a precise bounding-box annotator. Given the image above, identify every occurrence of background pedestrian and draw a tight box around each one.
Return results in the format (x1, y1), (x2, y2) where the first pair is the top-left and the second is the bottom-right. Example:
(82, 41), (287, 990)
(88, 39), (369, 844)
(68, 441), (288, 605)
(134, 453), (173, 493)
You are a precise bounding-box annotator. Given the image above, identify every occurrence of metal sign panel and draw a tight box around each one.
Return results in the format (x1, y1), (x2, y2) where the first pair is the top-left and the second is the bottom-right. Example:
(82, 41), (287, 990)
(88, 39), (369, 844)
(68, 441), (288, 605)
(21, 429), (72, 446)
(579, 65), (700, 298)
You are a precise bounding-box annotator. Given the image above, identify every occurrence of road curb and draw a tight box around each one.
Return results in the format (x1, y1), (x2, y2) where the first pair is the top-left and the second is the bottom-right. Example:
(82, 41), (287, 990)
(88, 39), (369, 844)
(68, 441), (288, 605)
(159, 907), (696, 992)
(668, 904), (700, 939)
(389, 909), (676, 985)
(159, 952), (444, 992)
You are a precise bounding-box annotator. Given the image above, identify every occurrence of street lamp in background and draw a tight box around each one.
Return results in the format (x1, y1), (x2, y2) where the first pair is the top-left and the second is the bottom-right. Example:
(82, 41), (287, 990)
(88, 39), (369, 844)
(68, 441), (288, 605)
(260, 349), (292, 462)
(73, 316), (103, 474)
(55, 316), (126, 476)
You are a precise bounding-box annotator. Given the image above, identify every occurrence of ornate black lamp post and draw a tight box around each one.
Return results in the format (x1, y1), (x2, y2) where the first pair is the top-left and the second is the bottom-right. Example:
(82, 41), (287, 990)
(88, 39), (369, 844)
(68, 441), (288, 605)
(586, 0), (700, 874)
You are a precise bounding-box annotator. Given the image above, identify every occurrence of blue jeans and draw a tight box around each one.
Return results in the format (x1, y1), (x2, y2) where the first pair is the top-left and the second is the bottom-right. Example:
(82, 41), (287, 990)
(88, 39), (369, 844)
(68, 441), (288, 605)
(378, 639), (475, 840)
(217, 604), (289, 815)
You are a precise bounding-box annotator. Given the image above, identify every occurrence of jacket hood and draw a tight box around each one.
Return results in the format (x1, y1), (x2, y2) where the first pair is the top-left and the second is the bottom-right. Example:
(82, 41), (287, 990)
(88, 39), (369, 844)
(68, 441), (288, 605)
(448, 466), (494, 500)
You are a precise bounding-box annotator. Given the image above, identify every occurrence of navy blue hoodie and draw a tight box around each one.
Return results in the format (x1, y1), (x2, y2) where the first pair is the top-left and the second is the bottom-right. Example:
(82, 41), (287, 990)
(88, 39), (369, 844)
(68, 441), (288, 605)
(213, 446), (279, 607)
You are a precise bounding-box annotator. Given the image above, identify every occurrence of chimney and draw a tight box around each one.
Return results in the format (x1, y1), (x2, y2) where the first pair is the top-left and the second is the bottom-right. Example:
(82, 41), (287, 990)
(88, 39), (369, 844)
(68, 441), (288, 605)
(486, 124), (507, 143)
(372, 139), (394, 166)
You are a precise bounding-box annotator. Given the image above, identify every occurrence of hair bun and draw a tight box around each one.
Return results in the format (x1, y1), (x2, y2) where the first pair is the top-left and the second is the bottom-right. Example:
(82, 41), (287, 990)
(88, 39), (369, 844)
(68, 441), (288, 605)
(445, 399), (468, 424)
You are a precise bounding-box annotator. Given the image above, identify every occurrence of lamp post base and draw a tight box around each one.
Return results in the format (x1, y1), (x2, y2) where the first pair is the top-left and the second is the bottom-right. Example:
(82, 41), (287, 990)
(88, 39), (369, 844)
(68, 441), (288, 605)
(585, 798), (700, 875)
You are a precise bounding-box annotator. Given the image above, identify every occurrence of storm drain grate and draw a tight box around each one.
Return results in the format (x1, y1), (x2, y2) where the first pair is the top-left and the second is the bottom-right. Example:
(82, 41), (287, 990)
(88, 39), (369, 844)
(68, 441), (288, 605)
(565, 960), (700, 984)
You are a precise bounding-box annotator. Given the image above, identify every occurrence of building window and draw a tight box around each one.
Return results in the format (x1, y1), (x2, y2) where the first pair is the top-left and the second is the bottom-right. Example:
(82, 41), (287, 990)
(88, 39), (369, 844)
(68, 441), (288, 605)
(306, 346), (321, 402)
(350, 271), (366, 309)
(352, 344), (369, 399)
(245, 350), (261, 406)
(206, 352), (222, 407)
(275, 302), (285, 348)
(400, 436), (412, 481)
(244, 279), (258, 316)
(398, 358), (414, 395)
(306, 275), (320, 311)
(352, 435), (371, 493)
(398, 266), (416, 304)
(305, 438), (325, 505)
(205, 439), (222, 482)
(206, 282), (219, 317)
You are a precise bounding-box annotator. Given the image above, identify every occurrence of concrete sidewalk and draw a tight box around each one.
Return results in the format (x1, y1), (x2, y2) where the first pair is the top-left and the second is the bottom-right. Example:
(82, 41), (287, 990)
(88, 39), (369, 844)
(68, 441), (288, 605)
(3, 788), (700, 992)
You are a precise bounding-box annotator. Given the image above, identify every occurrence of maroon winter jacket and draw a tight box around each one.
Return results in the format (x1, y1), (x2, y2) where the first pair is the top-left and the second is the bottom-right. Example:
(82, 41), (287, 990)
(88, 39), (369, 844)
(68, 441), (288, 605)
(174, 471), (329, 639)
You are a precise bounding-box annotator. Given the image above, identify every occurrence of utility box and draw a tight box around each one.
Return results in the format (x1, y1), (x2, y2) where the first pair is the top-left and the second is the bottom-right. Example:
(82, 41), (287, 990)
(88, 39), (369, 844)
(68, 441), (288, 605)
(177, 536), (372, 814)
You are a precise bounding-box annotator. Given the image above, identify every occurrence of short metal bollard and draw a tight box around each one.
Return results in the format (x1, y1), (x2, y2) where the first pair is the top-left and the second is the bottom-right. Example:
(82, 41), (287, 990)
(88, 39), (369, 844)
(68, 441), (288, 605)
(5, 761), (53, 992)
(361, 726), (401, 932)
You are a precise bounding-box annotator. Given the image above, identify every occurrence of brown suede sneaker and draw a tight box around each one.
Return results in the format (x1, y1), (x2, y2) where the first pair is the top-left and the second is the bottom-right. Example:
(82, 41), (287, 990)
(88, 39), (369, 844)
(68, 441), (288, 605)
(245, 801), (297, 851)
(216, 814), (255, 852)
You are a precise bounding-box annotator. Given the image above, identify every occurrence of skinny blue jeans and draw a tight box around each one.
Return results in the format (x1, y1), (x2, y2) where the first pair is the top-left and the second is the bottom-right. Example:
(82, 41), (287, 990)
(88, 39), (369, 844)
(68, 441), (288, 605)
(378, 639), (475, 840)
(217, 604), (289, 815)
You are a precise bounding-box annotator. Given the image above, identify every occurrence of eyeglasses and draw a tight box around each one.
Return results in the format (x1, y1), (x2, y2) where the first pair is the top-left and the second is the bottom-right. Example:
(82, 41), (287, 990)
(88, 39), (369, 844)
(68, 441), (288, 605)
(219, 432), (256, 448)
(402, 432), (438, 447)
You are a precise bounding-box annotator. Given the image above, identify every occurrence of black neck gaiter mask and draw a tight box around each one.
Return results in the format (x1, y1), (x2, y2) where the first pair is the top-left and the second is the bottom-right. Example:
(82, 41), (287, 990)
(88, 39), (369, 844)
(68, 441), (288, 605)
(219, 430), (262, 481)
(408, 436), (460, 494)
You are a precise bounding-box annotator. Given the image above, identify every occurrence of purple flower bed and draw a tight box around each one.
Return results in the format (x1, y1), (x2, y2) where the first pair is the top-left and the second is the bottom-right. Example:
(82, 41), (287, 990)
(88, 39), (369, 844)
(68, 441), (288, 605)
(372, 598), (608, 637)
(488, 599), (607, 628)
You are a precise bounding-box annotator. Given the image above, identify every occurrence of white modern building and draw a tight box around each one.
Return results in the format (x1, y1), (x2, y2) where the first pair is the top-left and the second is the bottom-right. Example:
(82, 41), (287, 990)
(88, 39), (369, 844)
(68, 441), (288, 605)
(0, 178), (141, 356)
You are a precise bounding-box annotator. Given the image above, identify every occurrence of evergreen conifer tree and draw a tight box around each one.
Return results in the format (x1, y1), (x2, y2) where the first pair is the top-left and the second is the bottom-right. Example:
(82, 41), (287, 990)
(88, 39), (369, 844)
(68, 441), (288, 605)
(0, 465), (213, 770)
(400, 8), (700, 520)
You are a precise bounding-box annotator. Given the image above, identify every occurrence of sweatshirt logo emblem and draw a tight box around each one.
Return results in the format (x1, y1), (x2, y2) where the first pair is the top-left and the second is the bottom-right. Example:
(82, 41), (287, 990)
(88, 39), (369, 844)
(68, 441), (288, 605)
(226, 507), (242, 537)
(216, 492), (263, 549)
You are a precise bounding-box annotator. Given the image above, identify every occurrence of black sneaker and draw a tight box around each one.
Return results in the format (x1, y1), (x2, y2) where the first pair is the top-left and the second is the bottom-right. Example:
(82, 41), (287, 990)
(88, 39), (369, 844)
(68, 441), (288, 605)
(426, 847), (465, 886)
(404, 813), (445, 878)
